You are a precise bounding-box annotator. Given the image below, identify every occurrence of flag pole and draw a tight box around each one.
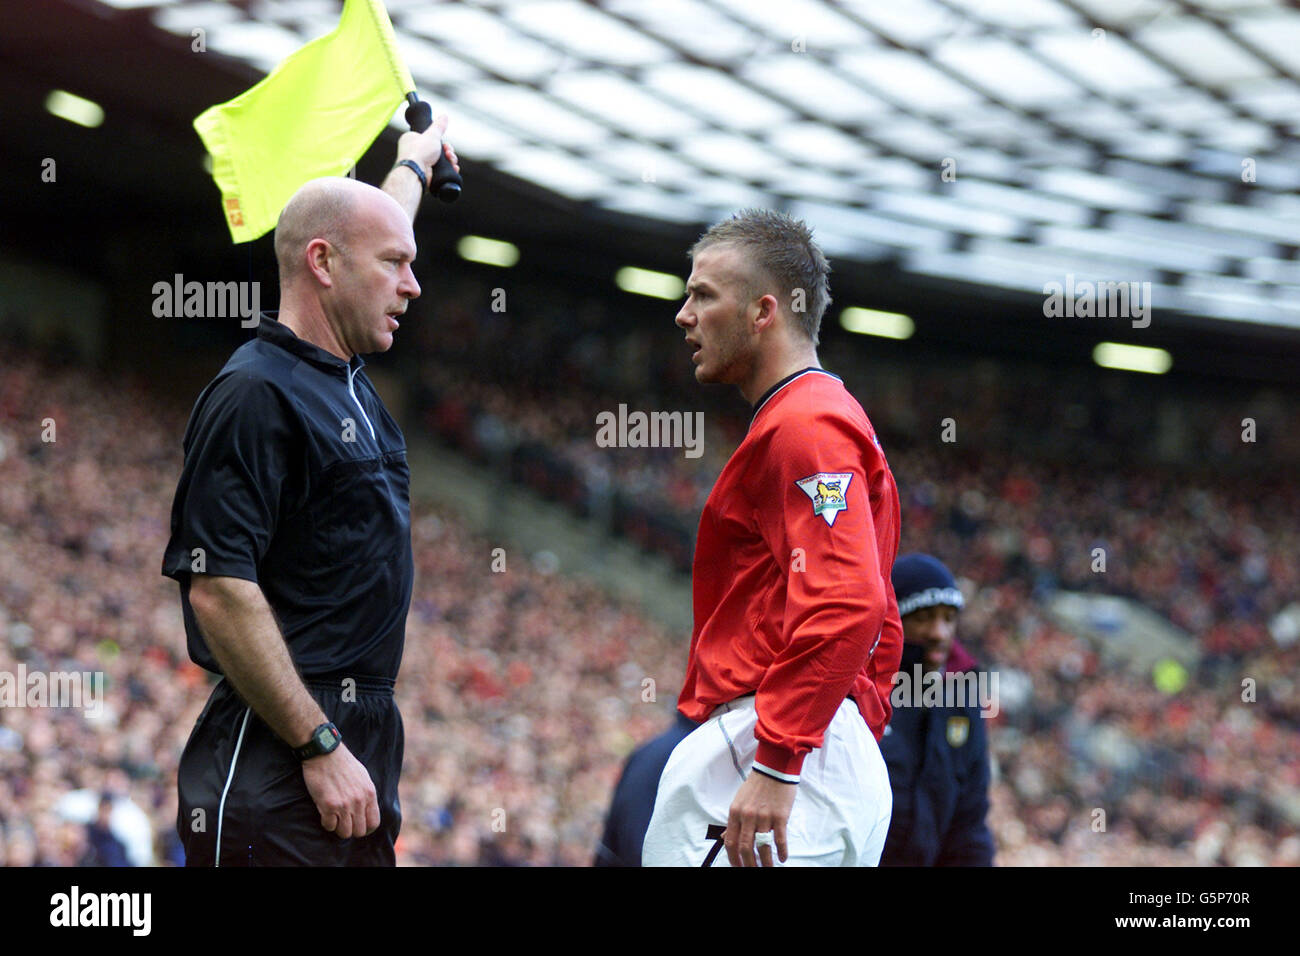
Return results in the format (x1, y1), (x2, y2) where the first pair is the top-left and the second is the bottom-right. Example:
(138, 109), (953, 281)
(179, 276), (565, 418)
(403, 92), (462, 203)
(356, 0), (463, 203)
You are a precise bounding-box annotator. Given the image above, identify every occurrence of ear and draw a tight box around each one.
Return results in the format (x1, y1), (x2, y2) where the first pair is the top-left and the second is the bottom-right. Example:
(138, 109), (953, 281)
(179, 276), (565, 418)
(305, 238), (335, 288)
(751, 293), (781, 333)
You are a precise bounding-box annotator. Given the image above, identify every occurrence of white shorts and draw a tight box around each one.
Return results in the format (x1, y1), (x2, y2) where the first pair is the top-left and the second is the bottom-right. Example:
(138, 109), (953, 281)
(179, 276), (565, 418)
(642, 695), (892, 867)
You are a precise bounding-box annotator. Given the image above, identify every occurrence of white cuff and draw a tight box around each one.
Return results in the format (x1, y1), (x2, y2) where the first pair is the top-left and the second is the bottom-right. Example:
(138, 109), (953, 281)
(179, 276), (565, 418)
(752, 761), (799, 784)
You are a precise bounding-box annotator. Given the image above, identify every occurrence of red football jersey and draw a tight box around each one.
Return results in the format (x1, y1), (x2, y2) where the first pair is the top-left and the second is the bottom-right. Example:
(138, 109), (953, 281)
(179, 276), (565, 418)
(678, 368), (903, 779)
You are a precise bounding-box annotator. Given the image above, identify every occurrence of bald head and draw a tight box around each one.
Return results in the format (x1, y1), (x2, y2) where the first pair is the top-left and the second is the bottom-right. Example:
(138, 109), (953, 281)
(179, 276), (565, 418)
(272, 176), (420, 360)
(274, 177), (409, 285)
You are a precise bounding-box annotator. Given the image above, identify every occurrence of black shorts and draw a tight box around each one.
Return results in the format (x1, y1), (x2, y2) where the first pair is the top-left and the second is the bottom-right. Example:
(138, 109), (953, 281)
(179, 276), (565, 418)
(177, 675), (404, 866)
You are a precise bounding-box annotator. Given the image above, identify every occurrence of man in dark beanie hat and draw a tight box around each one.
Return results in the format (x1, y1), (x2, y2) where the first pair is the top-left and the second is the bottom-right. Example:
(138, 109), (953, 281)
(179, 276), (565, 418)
(879, 554), (995, 866)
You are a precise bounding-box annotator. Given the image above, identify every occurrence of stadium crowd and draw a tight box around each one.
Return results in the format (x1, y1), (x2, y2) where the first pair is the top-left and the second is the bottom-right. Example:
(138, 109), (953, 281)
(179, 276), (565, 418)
(409, 277), (1300, 865)
(414, 276), (1300, 659)
(0, 345), (684, 866)
(2, 273), (1298, 865)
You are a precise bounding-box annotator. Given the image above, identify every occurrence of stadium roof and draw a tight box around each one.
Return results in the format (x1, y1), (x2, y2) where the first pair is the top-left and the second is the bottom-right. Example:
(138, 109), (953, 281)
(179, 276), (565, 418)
(94, 0), (1300, 332)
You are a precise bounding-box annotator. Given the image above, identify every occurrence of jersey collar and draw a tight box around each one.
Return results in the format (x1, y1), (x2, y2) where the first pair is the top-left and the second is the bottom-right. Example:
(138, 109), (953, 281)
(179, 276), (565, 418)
(255, 311), (365, 377)
(751, 367), (841, 419)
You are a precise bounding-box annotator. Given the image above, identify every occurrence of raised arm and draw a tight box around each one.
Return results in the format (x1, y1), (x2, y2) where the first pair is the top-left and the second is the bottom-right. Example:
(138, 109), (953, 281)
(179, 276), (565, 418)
(381, 114), (460, 223)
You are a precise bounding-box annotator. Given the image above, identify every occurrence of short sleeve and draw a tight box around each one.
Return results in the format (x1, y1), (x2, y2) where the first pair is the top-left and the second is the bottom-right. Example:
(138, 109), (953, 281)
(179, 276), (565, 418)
(161, 373), (297, 584)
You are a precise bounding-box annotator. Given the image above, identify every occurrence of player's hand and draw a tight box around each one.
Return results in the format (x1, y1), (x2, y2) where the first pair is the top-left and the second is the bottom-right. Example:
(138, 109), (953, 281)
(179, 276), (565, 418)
(725, 771), (797, 867)
(396, 113), (459, 179)
(301, 743), (381, 839)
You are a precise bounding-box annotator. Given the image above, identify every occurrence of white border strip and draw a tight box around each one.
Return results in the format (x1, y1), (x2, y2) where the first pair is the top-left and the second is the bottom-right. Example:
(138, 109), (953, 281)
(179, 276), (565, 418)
(753, 760), (800, 783)
(214, 708), (251, 868)
(897, 586), (965, 618)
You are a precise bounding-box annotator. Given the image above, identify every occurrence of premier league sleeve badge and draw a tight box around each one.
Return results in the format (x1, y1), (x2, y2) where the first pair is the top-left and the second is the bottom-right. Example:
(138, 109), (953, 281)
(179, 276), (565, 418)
(795, 472), (853, 527)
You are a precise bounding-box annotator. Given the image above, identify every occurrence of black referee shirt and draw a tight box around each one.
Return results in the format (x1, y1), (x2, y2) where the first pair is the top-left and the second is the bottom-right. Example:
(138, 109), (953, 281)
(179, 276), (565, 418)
(161, 312), (413, 680)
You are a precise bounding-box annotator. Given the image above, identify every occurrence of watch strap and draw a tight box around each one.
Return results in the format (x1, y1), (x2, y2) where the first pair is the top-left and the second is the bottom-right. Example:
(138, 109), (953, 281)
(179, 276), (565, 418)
(294, 721), (341, 761)
(395, 159), (428, 193)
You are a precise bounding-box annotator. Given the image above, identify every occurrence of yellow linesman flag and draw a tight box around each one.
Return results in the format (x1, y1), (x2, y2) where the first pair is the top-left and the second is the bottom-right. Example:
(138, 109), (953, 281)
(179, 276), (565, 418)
(194, 0), (415, 243)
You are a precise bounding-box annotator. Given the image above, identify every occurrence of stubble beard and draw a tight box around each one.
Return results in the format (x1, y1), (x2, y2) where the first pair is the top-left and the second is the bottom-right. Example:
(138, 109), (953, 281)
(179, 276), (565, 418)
(698, 306), (753, 388)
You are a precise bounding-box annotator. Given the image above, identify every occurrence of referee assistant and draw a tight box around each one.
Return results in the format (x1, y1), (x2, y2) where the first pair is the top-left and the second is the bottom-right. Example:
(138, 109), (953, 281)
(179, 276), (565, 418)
(160, 123), (457, 866)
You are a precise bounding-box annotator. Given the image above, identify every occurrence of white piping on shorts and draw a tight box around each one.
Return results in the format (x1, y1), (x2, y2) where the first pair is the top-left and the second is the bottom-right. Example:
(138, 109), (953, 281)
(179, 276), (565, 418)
(215, 708), (252, 868)
(346, 365), (377, 441)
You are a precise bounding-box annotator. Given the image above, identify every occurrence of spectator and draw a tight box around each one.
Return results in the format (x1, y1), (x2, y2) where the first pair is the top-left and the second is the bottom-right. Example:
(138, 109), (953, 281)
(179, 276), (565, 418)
(879, 555), (994, 866)
(82, 793), (130, 867)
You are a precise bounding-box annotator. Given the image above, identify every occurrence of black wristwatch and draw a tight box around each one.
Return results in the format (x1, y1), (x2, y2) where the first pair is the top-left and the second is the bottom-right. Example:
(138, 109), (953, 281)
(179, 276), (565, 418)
(294, 722), (341, 761)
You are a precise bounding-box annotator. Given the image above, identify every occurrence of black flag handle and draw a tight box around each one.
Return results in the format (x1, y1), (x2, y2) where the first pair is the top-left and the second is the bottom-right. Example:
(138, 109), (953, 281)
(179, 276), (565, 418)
(404, 93), (462, 203)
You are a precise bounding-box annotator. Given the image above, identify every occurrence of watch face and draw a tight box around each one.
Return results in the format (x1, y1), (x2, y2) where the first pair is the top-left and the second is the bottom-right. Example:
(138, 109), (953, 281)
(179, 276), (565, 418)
(316, 727), (336, 748)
